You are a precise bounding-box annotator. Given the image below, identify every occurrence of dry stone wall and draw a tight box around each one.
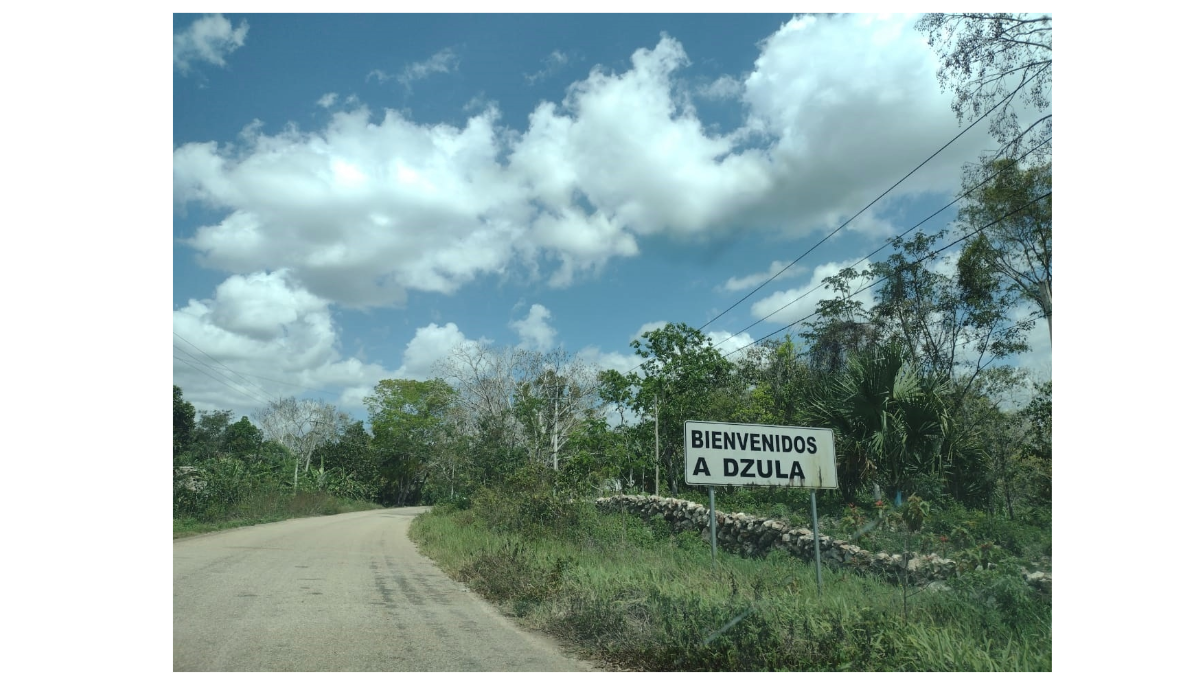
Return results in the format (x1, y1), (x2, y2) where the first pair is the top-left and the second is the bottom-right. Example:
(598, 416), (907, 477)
(595, 494), (1050, 595)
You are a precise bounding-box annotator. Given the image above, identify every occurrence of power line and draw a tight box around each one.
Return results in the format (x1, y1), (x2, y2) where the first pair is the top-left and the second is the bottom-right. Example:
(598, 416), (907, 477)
(720, 190), (1051, 360)
(174, 317), (356, 400)
(173, 332), (280, 404)
(698, 61), (1052, 333)
(710, 134), (1051, 352)
(173, 352), (273, 408)
(216, 368), (348, 399)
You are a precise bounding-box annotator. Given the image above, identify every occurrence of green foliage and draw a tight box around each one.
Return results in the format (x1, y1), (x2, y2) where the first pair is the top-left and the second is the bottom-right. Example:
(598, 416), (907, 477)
(627, 322), (737, 493)
(899, 495), (931, 533)
(805, 342), (949, 501)
(222, 416), (263, 459)
(1021, 380), (1052, 506)
(469, 470), (599, 541)
(800, 274), (879, 376)
(295, 464), (375, 502)
(920, 500), (1051, 564)
(876, 230), (1031, 380)
(458, 538), (574, 607)
(173, 385), (196, 457)
(366, 378), (456, 506)
(172, 453), (378, 530)
(311, 419), (383, 500)
(465, 410), (529, 488)
(957, 158), (1052, 326)
(727, 337), (812, 426)
(412, 499), (1051, 671)
(187, 409), (234, 461)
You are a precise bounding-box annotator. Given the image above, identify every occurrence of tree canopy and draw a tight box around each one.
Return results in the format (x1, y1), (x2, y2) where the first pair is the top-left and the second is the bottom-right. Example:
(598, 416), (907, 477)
(917, 13), (1051, 160)
(957, 158), (1052, 336)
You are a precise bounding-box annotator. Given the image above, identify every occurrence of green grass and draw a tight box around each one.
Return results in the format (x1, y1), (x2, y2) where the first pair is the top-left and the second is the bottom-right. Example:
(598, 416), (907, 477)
(173, 490), (381, 538)
(410, 501), (1051, 671)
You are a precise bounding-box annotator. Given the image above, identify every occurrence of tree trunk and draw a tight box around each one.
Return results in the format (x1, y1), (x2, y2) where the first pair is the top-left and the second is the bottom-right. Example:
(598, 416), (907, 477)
(1040, 279), (1052, 344)
(654, 396), (660, 496)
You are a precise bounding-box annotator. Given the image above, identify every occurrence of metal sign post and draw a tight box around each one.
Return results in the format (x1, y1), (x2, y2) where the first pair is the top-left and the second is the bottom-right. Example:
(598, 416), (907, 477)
(708, 486), (718, 567)
(810, 490), (823, 596)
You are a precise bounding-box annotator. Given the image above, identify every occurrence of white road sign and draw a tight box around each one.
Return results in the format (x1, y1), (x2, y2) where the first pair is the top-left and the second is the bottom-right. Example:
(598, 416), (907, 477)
(684, 420), (838, 489)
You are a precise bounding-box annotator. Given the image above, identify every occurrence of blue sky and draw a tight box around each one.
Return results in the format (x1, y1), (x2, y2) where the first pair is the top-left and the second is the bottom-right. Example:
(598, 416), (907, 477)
(173, 12), (1052, 421)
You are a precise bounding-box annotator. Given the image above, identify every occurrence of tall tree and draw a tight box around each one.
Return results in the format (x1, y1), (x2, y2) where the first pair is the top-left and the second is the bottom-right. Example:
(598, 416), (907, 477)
(513, 348), (601, 470)
(173, 385), (196, 458)
(255, 397), (341, 491)
(597, 369), (654, 492)
(1020, 379), (1052, 507)
(435, 343), (528, 457)
(727, 336), (811, 427)
(223, 416), (264, 461)
(437, 344), (600, 472)
(1022, 379), (1051, 462)
(870, 230), (1032, 408)
(189, 409), (234, 461)
(957, 158), (1052, 338)
(802, 269), (880, 376)
(918, 13), (1052, 342)
(917, 13), (1052, 160)
(628, 322), (734, 494)
(365, 379), (455, 506)
(598, 369), (635, 428)
(314, 420), (378, 491)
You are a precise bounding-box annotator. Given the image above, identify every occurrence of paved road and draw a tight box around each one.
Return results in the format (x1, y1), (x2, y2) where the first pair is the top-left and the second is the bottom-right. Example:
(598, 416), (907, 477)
(173, 508), (596, 672)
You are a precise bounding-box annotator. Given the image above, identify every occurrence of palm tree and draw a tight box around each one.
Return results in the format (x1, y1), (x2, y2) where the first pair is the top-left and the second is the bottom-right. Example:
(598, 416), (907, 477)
(807, 342), (949, 501)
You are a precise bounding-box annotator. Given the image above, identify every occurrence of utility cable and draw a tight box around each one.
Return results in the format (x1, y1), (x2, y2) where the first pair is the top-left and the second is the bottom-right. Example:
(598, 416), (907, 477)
(710, 134), (1051, 352)
(720, 190), (1051, 359)
(214, 368), (348, 400)
(173, 320), (352, 399)
(173, 352), (273, 408)
(173, 331), (280, 404)
(698, 62), (1051, 332)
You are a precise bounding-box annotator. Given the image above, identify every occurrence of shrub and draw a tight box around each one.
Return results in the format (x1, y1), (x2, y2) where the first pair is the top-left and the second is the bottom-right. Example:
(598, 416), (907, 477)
(459, 538), (573, 608)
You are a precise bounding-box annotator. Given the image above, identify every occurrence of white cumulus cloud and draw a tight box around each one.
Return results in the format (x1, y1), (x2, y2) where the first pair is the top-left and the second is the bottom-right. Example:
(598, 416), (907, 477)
(749, 258), (877, 329)
(174, 16), (1007, 315)
(576, 346), (645, 376)
(175, 105), (531, 307)
(172, 271), (396, 415)
(399, 322), (479, 380)
(510, 304), (558, 351)
(697, 74), (742, 100)
(706, 330), (757, 358)
(509, 36), (772, 240)
(173, 277), (491, 416)
(174, 14), (249, 75)
(721, 260), (808, 293)
(630, 320), (669, 343)
(735, 14), (989, 235)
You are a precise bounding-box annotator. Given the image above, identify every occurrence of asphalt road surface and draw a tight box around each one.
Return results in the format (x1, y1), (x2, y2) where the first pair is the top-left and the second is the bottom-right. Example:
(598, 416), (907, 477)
(173, 507), (597, 672)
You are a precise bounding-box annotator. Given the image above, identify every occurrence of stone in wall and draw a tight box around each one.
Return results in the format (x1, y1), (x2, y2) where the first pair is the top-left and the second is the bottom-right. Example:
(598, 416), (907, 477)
(595, 494), (1049, 593)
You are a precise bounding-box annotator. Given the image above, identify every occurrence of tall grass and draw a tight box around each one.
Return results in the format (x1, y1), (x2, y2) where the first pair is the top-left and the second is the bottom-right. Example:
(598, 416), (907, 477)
(411, 499), (1050, 671)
